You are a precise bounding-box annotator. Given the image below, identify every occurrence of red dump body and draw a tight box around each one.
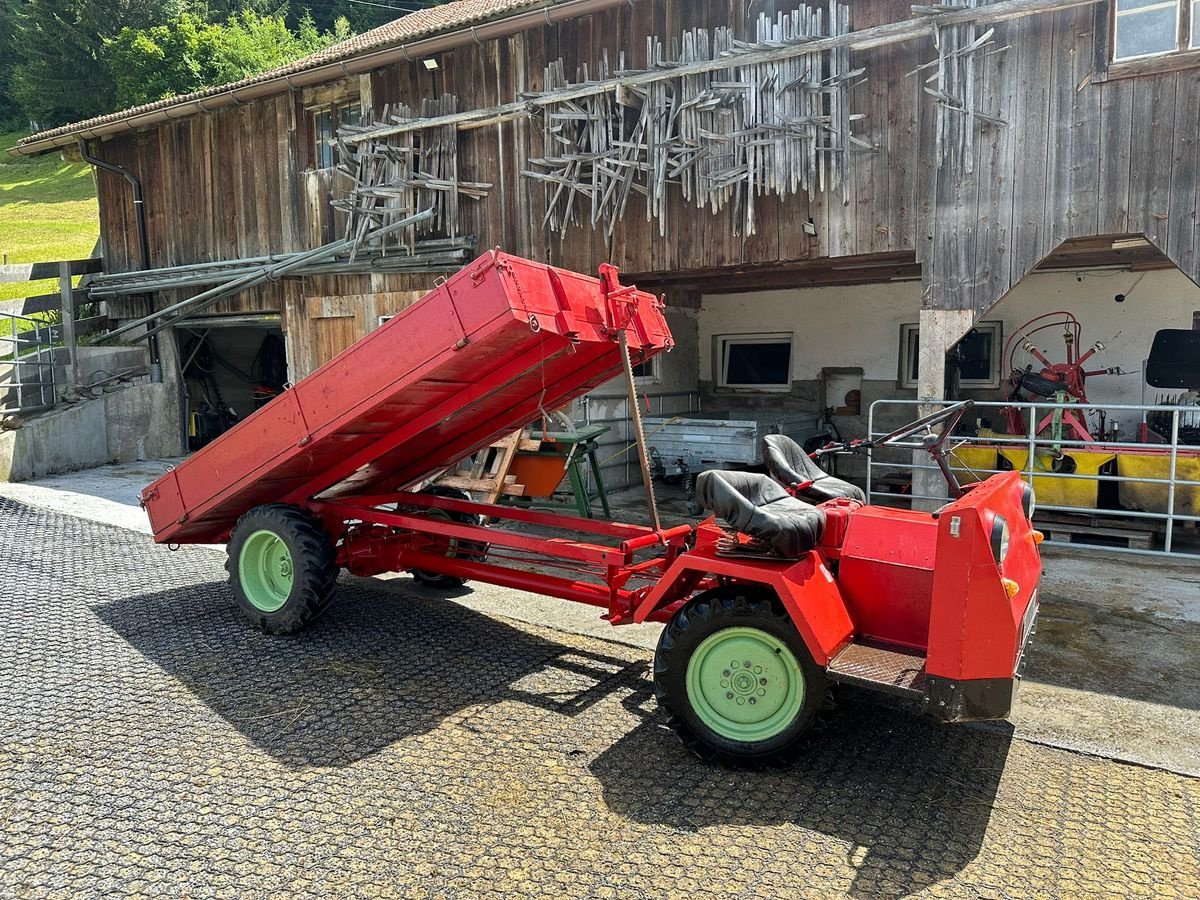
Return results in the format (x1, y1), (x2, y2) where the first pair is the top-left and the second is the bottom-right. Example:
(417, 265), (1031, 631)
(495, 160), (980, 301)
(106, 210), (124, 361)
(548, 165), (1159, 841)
(141, 252), (673, 544)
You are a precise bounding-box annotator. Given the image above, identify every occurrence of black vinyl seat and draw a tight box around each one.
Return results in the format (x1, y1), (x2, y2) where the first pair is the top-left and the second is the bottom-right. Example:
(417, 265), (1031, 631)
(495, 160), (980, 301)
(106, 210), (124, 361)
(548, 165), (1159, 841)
(763, 434), (866, 504)
(695, 470), (826, 559)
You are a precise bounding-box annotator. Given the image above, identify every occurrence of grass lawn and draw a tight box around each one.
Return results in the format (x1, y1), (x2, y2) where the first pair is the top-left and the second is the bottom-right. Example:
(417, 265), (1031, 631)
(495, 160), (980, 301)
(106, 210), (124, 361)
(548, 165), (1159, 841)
(0, 130), (100, 309)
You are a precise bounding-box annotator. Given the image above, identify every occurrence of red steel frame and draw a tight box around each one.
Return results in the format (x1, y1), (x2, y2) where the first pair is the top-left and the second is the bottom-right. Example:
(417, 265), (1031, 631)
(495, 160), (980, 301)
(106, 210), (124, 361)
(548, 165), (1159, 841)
(313, 491), (702, 624)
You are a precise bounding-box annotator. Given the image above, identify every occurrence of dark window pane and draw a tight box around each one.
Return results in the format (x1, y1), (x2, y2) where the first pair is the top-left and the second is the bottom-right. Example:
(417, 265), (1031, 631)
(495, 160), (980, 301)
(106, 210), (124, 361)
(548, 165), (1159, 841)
(340, 103), (362, 128)
(957, 329), (994, 381)
(906, 329), (920, 382)
(314, 110), (334, 169)
(724, 341), (791, 386)
(632, 359), (654, 378)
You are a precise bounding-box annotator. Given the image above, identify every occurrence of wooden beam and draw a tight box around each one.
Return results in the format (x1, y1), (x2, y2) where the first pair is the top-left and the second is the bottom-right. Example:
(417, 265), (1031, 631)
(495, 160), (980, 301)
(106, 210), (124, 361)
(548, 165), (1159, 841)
(0, 258), (102, 283)
(347, 0), (1103, 143)
(59, 262), (78, 390)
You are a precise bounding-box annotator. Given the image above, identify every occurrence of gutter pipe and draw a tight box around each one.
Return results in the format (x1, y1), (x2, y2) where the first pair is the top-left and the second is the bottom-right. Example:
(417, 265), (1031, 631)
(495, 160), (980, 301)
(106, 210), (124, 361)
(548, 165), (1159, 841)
(76, 138), (162, 369)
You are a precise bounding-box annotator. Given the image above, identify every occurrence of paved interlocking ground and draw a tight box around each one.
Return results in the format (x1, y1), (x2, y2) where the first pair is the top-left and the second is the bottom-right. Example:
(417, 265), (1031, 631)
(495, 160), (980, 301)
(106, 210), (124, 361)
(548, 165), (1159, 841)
(1, 498), (1198, 899)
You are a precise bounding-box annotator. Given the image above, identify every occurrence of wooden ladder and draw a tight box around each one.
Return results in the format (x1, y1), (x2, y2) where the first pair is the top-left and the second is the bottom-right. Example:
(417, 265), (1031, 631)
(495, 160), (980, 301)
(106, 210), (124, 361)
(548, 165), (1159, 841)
(435, 428), (540, 503)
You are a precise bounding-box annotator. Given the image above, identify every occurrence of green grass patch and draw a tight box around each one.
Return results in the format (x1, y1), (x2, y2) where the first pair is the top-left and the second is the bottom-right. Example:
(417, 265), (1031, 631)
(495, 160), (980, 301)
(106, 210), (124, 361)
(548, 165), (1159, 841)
(0, 130), (100, 304)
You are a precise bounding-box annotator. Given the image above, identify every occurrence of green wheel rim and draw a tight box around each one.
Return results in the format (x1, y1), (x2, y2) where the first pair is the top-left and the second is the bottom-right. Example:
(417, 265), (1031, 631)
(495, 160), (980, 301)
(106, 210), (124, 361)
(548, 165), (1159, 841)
(685, 626), (806, 743)
(238, 530), (294, 612)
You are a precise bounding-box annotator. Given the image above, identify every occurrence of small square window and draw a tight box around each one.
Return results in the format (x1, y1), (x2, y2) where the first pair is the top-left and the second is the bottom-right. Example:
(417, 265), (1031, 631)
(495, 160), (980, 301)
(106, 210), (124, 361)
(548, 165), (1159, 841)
(716, 333), (793, 391)
(631, 356), (658, 382)
(311, 98), (362, 170)
(899, 322), (1003, 390)
(1113, 0), (1183, 61)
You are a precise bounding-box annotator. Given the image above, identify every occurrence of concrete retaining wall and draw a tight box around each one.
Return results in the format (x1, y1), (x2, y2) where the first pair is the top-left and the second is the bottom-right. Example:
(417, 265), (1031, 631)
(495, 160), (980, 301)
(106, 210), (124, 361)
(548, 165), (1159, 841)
(0, 382), (181, 482)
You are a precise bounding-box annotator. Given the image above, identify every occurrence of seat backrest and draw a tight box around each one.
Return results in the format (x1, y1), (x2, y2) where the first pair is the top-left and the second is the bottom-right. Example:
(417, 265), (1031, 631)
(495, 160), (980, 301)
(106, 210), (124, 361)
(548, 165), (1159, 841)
(763, 433), (818, 486)
(695, 470), (789, 532)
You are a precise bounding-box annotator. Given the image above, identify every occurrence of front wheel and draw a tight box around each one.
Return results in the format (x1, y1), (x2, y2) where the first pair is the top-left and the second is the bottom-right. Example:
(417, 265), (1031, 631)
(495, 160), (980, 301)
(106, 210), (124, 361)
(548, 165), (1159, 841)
(226, 504), (338, 634)
(653, 589), (825, 767)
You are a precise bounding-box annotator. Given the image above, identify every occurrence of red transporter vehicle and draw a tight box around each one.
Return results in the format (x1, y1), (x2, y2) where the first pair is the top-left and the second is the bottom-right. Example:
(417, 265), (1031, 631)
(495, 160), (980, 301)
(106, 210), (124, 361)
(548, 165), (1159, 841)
(141, 252), (1042, 767)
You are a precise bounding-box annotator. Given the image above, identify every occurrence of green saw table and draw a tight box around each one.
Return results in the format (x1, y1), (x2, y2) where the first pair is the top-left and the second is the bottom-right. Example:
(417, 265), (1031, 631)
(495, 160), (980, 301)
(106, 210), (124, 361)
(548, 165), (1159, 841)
(508, 424), (612, 518)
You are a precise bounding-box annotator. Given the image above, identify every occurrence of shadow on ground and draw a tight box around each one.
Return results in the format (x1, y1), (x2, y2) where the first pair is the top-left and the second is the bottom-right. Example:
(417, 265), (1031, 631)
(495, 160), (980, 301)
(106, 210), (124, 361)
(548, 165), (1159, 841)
(96, 575), (647, 769)
(93, 558), (1009, 899)
(591, 689), (1013, 900)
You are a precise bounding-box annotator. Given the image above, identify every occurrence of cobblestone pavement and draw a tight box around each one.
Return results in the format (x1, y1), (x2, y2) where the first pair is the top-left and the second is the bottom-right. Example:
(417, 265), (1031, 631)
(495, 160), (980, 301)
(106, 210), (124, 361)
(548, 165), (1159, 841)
(2, 498), (1198, 899)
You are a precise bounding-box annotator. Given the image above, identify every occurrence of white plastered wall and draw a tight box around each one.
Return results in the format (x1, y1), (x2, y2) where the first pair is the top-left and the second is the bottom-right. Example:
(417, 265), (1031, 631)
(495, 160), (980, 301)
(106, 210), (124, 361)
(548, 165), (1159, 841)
(698, 267), (1200, 409)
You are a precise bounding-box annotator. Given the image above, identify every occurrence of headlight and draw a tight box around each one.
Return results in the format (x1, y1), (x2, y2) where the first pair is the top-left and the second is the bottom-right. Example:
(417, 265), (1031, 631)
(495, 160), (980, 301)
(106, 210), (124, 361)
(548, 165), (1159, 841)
(1021, 483), (1036, 520)
(991, 515), (1010, 564)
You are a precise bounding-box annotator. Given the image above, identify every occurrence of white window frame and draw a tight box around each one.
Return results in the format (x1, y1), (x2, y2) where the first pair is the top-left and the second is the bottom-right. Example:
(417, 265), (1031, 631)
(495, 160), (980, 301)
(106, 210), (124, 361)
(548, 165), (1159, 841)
(899, 321), (1003, 391)
(631, 354), (660, 385)
(715, 332), (794, 392)
(1112, 0), (1192, 62)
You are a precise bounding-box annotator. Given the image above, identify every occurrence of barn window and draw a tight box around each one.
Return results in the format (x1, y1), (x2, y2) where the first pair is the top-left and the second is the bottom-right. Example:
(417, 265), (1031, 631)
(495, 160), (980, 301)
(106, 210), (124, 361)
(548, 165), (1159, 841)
(899, 322), (1002, 391)
(1111, 0), (1196, 61)
(312, 99), (363, 170)
(716, 333), (793, 392)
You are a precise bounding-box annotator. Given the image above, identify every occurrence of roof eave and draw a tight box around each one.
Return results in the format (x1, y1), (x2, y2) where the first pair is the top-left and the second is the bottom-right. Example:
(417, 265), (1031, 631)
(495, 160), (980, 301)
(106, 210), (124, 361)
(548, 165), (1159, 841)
(14, 0), (628, 157)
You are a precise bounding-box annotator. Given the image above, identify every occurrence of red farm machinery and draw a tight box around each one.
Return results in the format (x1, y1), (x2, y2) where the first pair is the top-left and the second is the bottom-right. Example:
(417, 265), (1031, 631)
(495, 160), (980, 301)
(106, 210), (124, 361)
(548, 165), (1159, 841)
(141, 252), (1043, 766)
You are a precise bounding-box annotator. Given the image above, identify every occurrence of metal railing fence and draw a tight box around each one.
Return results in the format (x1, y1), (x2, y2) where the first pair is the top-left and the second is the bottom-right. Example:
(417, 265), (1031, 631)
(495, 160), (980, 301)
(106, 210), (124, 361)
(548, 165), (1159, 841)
(0, 312), (60, 413)
(866, 398), (1200, 560)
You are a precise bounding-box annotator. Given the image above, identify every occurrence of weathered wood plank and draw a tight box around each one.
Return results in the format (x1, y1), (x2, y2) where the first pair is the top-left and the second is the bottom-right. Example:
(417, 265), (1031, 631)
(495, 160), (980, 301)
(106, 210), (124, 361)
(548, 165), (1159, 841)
(1007, 12), (1054, 285)
(971, 17), (1017, 314)
(0, 259), (102, 283)
(1127, 72), (1177, 250)
(1096, 76), (1134, 234)
(1046, 6), (1101, 247)
(1168, 66), (1200, 279)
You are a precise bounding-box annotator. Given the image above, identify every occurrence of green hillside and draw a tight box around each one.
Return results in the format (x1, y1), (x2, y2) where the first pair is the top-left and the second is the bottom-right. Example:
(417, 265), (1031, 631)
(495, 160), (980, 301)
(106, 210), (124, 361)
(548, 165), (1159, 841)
(0, 132), (100, 306)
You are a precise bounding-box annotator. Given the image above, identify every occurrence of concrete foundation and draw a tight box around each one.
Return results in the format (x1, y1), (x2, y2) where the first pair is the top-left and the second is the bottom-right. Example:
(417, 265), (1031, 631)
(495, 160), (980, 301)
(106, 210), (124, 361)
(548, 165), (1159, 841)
(0, 381), (181, 482)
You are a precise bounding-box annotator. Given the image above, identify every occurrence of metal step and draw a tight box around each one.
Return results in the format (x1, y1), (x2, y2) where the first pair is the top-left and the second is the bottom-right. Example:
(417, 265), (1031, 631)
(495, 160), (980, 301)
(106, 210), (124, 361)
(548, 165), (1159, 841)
(826, 643), (927, 698)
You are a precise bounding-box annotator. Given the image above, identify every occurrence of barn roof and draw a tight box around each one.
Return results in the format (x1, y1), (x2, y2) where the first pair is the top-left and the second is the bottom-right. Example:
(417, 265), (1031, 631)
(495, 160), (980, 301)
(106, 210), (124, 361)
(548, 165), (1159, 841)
(11, 0), (596, 156)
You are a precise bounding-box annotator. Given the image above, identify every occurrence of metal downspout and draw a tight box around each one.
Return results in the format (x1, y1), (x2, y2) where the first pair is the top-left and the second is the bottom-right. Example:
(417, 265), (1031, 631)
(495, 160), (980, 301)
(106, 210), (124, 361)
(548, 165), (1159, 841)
(77, 139), (162, 371)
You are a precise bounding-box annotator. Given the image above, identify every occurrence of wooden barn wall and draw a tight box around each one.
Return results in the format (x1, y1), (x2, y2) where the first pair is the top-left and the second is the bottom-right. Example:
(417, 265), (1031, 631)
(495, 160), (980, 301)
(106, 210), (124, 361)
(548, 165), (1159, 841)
(922, 4), (1200, 315)
(93, 0), (1200, 342)
(97, 0), (922, 324)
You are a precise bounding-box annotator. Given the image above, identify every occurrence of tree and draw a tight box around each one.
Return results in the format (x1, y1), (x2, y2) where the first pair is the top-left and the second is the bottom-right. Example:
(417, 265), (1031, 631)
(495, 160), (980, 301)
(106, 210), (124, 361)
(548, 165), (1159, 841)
(10, 0), (185, 127)
(102, 9), (353, 110)
(0, 0), (23, 127)
(104, 13), (218, 109)
(205, 10), (350, 85)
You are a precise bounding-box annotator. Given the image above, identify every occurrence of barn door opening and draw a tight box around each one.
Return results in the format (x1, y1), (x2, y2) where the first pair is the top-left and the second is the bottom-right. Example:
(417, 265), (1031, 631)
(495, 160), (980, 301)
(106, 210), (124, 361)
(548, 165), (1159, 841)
(176, 315), (286, 451)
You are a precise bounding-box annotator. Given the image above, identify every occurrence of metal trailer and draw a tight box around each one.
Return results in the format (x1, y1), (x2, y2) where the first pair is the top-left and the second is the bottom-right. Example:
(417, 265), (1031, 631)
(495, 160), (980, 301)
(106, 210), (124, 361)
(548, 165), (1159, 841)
(644, 412), (822, 513)
(142, 253), (1043, 767)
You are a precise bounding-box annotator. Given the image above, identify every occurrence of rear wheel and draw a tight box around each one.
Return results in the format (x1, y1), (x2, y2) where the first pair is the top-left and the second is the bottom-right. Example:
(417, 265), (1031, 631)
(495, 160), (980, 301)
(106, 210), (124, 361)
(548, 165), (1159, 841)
(653, 588), (825, 767)
(226, 504), (338, 634)
(409, 485), (487, 589)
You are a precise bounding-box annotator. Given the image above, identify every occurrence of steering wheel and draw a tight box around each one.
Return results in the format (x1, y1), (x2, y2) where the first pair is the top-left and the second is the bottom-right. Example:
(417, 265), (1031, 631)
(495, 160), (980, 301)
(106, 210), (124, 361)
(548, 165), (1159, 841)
(873, 399), (974, 452)
(810, 400), (975, 498)
(811, 400), (974, 458)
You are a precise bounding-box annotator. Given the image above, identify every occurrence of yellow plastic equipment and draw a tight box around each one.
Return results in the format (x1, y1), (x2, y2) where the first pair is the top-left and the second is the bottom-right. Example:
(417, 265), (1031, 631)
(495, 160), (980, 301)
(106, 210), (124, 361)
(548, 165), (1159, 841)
(998, 449), (1116, 510)
(1116, 452), (1200, 517)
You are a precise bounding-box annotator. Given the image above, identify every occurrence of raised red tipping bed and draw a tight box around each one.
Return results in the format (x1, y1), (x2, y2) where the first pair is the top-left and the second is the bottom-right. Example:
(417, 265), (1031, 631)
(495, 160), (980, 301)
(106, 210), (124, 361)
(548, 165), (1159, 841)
(141, 252), (673, 544)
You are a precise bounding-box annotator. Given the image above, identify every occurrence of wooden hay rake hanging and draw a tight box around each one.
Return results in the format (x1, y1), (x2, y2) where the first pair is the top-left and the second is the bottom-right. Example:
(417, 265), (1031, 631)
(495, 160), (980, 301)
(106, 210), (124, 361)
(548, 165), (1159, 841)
(522, 4), (871, 239)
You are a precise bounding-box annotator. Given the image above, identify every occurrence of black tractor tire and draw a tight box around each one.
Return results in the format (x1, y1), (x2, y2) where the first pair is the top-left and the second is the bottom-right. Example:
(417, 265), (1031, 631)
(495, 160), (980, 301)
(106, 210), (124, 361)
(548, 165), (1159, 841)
(409, 485), (487, 589)
(653, 588), (826, 768)
(226, 503), (339, 634)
